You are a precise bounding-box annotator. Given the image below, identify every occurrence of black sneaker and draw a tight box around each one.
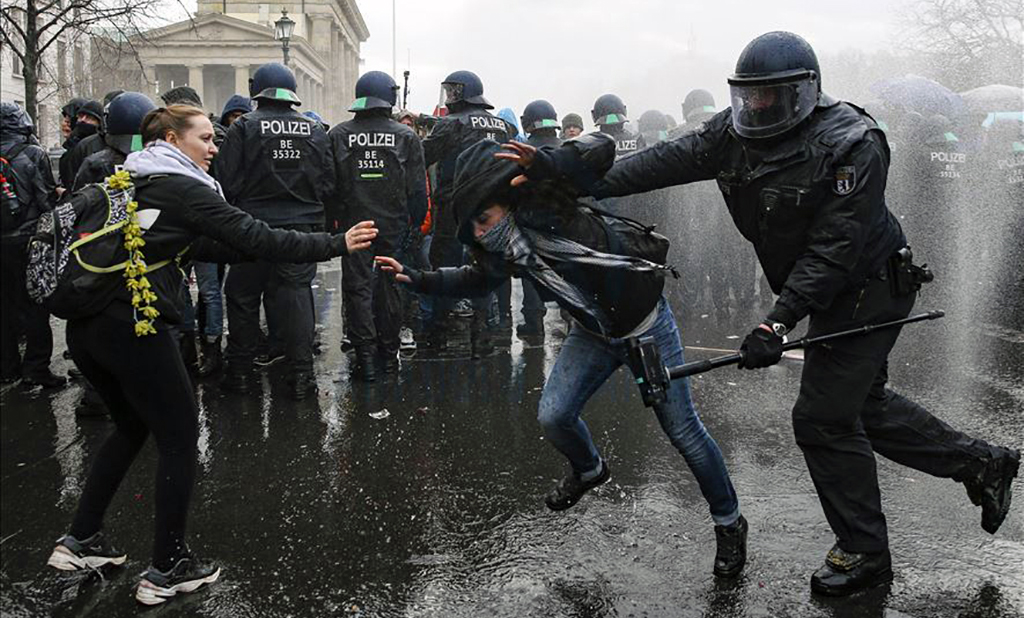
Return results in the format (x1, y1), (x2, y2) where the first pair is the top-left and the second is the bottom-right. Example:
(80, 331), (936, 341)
(810, 545), (892, 596)
(964, 448), (1020, 534)
(136, 555), (220, 605)
(47, 532), (126, 571)
(23, 371), (67, 389)
(545, 461), (611, 511)
(254, 351), (285, 368)
(713, 515), (748, 579)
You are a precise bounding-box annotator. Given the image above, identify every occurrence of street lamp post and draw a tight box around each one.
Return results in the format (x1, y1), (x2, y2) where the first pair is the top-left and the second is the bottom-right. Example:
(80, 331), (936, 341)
(274, 9), (295, 67)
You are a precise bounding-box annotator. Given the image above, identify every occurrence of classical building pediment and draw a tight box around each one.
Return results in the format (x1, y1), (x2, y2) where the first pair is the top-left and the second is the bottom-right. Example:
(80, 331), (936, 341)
(142, 13), (278, 45)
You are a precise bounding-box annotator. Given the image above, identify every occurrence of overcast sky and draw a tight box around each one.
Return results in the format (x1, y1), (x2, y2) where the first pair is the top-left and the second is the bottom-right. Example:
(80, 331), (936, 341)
(354, 0), (903, 129)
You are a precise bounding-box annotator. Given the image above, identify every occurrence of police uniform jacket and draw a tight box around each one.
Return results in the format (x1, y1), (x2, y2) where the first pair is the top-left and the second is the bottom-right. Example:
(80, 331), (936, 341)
(422, 106), (514, 238)
(215, 104), (335, 228)
(551, 95), (906, 329)
(327, 111), (427, 243)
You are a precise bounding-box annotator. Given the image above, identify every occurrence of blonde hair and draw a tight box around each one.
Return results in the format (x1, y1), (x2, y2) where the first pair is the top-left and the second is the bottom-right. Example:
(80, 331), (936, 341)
(141, 104), (208, 144)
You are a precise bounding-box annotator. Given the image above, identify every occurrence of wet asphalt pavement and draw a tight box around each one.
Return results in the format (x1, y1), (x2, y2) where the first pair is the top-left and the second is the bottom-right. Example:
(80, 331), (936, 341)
(2, 260), (1022, 617)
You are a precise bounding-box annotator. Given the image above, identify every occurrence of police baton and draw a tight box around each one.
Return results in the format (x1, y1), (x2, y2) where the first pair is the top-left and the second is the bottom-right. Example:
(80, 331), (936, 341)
(626, 310), (945, 408)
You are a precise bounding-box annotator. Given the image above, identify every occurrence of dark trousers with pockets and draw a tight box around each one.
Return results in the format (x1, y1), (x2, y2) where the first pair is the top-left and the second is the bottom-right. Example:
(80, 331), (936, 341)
(794, 276), (998, 553)
(342, 235), (401, 354)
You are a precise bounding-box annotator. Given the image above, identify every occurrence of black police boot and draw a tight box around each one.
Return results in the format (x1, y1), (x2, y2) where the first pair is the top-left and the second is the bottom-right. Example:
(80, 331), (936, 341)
(470, 318), (494, 360)
(378, 348), (400, 375)
(288, 371), (317, 401)
(197, 336), (222, 378)
(179, 331), (199, 374)
(545, 460), (611, 511)
(963, 448), (1020, 534)
(810, 545), (892, 596)
(713, 515), (748, 579)
(352, 346), (377, 383)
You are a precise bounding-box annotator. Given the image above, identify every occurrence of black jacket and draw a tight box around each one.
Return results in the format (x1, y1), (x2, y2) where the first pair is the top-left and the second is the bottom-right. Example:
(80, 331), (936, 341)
(527, 130), (562, 149)
(58, 123), (98, 187)
(327, 110), (427, 242)
(559, 95), (906, 328)
(96, 173), (348, 328)
(214, 103), (336, 228)
(601, 125), (645, 160)
(2, 105), (56, 240)
(422, 105), (515, 238)
(412, 136), (664, 338)
(73, 146), (126, 192)
(60, 130), (105, 189)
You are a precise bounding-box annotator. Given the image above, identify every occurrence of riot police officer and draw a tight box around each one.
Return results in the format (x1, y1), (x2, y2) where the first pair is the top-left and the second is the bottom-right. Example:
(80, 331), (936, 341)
(421, 70), (514, 357)
(591, 94), (644, 159)
(328, 71), (427, 381)
(73, 92), (157, 190)
(216, 62), (336, 399)
(514, 31), (1019, 597)
(513, 99), (564, 341)
(637, 109), (669, 146)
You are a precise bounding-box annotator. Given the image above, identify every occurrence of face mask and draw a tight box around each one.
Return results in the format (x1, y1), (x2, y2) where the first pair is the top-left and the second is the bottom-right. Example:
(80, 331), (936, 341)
(476, 212), (516, 254)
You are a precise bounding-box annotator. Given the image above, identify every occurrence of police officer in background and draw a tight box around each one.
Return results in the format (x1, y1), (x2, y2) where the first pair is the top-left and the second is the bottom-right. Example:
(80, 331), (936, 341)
(592, 94), (644, 160)
(216, 62), (336, 399)
(73, 93), (157, 190)
(561, 113), (584, 139)
(513, 99), (564, 342)
(513, 31), (1019, 596)
(421, 70), (514, 357)
(328, 71), (427, 381)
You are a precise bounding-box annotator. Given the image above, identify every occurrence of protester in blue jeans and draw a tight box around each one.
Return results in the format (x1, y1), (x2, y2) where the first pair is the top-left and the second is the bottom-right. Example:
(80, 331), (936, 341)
(376, 135), (747, 579)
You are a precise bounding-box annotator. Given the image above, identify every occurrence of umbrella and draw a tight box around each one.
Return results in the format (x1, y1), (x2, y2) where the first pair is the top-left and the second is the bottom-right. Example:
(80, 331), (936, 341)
(959, 84), (1024, 114)
(869, 74), (966, 119)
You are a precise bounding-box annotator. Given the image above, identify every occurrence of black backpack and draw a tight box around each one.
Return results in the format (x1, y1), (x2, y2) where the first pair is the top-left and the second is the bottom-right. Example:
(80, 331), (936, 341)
(1, 143), (30, 233)
(25, 176), (176, 320)
(583, 203), (677, 277)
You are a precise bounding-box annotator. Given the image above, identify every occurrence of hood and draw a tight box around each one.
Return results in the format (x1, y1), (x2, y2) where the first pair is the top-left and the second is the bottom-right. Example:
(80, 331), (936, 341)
(124, 140), (223, 197)
(1, 102), (34, 137)
(496, 108), (522, 139)
(452, 139), (521, 245)
(219, 95), (252, 125)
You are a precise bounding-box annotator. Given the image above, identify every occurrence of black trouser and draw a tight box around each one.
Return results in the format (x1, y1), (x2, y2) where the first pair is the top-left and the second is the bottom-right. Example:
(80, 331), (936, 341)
(342, 241), (401, 354)
(66, 314), (197, 570)
(794, 276), (998, 553)
(1, 239), (53, 378)
(521, 279), (546, 326)
(426, 234), (489, 332)
(225, 237), (316, 374)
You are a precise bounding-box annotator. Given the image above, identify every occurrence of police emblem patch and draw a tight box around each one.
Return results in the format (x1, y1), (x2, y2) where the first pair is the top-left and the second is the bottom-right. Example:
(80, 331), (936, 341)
(834, 166), (856, 195)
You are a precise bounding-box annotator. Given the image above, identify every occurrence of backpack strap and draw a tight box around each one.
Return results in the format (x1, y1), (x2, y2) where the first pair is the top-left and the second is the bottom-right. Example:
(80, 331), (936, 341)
(1, 142), (31, 166)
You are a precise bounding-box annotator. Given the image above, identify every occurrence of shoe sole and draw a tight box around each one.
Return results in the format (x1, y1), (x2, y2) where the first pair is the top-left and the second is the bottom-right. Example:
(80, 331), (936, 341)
(810, 568), (893, 597)
(135, 567), (221, 606)
(983, 452), (1020, 534)
(254, 356), (285, 367)
(47, 545), (126, 571)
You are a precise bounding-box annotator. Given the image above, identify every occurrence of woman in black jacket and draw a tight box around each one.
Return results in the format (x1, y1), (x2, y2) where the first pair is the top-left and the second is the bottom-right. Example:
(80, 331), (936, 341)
(375, 136), (747, 579)
(46, 105), (377, 605)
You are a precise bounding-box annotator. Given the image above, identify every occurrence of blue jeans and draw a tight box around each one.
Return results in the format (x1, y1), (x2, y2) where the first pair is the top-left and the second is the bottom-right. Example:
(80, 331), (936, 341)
(538, 297), (740, 525)
(193, 261), (223, 338)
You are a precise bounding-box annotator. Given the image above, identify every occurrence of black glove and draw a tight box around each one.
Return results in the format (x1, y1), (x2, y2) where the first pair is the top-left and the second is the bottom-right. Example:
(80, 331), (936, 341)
(398, 264), (423, 289)
(738, 325), (783, 369)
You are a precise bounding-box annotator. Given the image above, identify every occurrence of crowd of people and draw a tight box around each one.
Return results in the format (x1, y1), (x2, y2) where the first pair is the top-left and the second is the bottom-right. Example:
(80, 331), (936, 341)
(0, 28), (1019, 607)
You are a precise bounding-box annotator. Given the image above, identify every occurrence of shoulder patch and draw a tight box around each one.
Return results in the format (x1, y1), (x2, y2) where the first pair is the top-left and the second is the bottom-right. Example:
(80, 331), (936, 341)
(834, 165), (856, 195)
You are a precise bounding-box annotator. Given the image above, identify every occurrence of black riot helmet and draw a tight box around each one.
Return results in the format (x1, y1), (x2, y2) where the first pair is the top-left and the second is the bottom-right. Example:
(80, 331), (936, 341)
(521, 99), (559, 133)
(104, 92), (157, 154)
(591, 94), (627, 126)
(638, 109), (669, 143)
(350, 71), (399, 112)
(727, 31), (821, 139)
(441, 70), (492, 109)
(249, 62), (301, 106)
(682, 89), (717, 123)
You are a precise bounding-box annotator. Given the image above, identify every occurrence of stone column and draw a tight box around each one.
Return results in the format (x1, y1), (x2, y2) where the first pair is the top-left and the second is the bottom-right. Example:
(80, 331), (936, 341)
(143, 65), (158, 98)
(187, 64), (205, 103)
(234, 64), (250, 97)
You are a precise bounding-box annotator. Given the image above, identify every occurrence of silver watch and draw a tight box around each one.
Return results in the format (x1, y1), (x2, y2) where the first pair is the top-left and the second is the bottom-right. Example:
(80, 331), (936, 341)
(766, 321), (789, 338)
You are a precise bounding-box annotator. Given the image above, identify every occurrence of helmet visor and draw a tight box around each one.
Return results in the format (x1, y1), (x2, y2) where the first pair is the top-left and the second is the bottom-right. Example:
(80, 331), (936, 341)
(729, 78), (818, 139)
(442, 82), (464, 105)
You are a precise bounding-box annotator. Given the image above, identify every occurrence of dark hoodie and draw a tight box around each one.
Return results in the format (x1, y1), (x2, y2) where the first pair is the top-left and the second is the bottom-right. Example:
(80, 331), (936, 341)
(2, 103), (56, 239)
(412, 135), (666, 338)
(219, 95), (252, 126)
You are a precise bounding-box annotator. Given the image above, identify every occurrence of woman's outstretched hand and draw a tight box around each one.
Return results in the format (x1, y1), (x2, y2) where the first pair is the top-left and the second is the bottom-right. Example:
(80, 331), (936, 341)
(374, 255), (412, 284)
(345, 221), (378, 253)
(495, 141), (538, 187)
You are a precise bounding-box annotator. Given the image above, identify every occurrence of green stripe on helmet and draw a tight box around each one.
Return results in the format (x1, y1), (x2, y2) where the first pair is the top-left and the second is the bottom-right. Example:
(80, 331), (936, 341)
(275, 88), (299, 102)
(130, 134), (144, 152)
(1013, 142), (1024, 152)
(351, 97), (368, 110)
(702, 105), (716, 112)
(943, 132), (959, 142)
(539, 118), (558, 127)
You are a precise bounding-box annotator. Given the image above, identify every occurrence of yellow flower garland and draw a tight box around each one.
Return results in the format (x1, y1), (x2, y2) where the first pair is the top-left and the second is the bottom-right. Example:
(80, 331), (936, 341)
(107, 170), (159, 337)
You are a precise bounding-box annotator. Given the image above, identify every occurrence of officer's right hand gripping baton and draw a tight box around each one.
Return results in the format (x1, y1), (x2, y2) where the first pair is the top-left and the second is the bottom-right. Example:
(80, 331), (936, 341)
(626, 310), (945, 408)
